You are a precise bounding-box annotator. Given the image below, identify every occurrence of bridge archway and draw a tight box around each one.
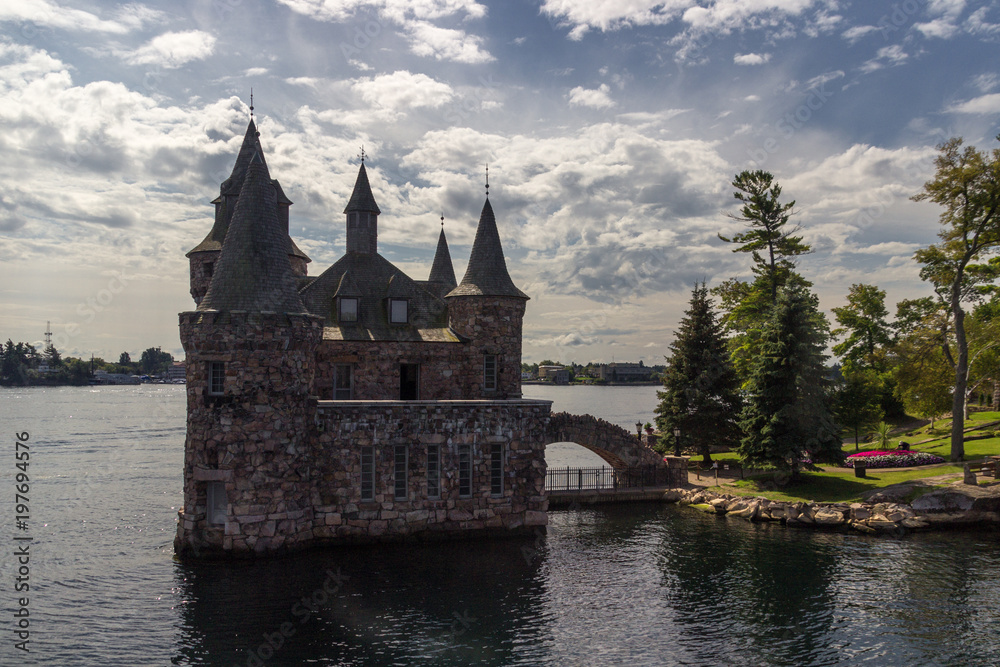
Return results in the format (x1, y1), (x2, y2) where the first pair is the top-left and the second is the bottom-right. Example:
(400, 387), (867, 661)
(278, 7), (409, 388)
(544, 412), (664, 469)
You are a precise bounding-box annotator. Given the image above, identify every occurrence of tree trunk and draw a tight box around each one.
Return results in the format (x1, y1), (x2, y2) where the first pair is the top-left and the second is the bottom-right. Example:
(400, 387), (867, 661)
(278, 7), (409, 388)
(951, 294), (968, 461)
(993, 379), (999, 411)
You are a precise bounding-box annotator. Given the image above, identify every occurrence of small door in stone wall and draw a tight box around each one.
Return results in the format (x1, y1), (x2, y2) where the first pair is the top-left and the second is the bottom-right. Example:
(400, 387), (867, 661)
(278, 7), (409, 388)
(400, 363), (419, 400)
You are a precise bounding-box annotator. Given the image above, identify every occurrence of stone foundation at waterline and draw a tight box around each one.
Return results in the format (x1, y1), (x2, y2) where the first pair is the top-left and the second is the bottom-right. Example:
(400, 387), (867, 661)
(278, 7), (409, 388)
(664, 483), (1000, 533)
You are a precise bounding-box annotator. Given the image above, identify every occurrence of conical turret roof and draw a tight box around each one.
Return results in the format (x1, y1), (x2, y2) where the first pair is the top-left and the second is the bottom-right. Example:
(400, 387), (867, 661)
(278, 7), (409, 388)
(428, 226), (457, 288)
(343, 163), (381, 214)
(187, 119), (307, 260)
(198, 152), (306, 313)
(446, 199), (527, 299)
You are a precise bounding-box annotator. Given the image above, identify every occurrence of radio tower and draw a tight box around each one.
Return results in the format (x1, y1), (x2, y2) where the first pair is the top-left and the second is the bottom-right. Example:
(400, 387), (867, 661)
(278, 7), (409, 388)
(44, 321), (52, 349)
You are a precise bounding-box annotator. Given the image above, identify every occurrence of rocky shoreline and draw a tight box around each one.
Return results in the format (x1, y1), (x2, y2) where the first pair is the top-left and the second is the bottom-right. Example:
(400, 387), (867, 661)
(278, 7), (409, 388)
(663, 479), (1000, 534)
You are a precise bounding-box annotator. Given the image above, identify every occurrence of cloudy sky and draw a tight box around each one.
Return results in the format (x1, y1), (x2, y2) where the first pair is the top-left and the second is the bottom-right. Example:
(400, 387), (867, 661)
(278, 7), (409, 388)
(2, 0), (999, 365)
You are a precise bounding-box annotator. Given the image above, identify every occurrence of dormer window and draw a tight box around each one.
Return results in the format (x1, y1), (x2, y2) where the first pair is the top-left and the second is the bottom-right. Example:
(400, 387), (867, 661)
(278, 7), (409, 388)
(339, 297), (358, 323)
(389, 299), (408, 324)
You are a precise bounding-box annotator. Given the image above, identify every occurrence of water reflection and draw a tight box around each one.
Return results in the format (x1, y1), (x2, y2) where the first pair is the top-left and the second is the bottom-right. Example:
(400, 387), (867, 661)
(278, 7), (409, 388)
(173, 538), (547, 666)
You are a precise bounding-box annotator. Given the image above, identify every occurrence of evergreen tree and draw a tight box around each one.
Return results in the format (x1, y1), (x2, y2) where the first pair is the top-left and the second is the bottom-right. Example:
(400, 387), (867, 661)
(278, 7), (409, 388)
(738, 286), (843, 474)
(655, 284), (741, 464)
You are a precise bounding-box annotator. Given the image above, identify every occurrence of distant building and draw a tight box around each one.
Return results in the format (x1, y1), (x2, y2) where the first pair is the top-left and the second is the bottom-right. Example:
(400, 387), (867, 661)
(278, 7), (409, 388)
(167, 362), (186, 381)
(537, 365), (570, 384)
(598, 362), (652, 383)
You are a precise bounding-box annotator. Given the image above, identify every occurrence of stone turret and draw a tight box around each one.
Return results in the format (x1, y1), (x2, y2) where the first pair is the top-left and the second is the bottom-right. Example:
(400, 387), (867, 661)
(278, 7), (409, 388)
(176, 150), (323, 558)
(344, 162), (380, 254)
(186, 119), (310, 305)
(446, 198), (528, 398)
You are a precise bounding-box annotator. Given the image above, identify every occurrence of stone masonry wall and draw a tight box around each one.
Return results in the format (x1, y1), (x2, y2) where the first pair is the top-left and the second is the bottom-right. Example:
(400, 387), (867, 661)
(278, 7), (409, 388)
(175, 310), (323, 558)
(445, 296), (526, 398)
(310, 400), (552, 544)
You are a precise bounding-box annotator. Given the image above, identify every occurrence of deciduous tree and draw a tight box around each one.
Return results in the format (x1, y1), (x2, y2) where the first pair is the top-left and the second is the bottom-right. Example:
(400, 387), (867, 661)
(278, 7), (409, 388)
(912, 136), (1000, 460)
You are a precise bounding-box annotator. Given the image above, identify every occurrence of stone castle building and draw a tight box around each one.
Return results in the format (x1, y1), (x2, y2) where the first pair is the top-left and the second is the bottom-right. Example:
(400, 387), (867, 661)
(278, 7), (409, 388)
(174, 119), (679, 558)
(174, 119), (556, 557)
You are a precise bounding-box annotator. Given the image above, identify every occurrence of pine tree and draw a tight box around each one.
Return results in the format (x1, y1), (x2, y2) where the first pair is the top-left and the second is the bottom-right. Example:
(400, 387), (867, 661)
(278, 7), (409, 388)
(655, 284), (741, 464)
(738, 285), (843, 474)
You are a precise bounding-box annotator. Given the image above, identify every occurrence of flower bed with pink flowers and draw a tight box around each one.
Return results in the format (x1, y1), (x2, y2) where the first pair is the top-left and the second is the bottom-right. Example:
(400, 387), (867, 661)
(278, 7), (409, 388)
(844, 450), (946, 468)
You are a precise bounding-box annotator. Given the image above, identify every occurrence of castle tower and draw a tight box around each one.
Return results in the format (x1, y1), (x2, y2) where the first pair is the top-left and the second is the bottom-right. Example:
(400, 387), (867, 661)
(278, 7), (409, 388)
(176, 150), (323, 558)
(446, 198), (528, 398)
(344, 162), (381, 254)
(186, 119), (310, 305)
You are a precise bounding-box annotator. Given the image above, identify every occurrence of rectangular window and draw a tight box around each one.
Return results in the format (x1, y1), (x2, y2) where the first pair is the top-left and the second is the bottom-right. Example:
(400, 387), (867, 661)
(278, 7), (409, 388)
(389, 298), (408, 324)
(394, 445), (408, 501)
(339, 297), (358, 323)
(208, 361), (225, 395)
(484, 354), (497, 391)
(458, 444), (472, 498)
(427, 445), (440, 499)
(490, 443), (504, 497)
(360, 447), (374, 501)
(206, 481), (227, 525)
(333, 364), (352, 400)
(399, 363), (419, 400)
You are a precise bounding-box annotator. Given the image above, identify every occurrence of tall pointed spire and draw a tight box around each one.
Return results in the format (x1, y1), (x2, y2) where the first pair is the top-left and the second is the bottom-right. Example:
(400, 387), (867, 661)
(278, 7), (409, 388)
(429, 217), (457, 289)
(446, 198), (527, 299)
(344, 162), (381, 215)
(199, 151), (305, 313)
(344, 161), (381, 253)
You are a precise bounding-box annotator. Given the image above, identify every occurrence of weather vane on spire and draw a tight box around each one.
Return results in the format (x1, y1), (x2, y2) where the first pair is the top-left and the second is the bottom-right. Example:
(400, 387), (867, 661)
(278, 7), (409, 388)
(441, 214), (444, 228)
(359, 145), (367, 164)
(485, 164), (490, 198)
(250, 88), (254, 120)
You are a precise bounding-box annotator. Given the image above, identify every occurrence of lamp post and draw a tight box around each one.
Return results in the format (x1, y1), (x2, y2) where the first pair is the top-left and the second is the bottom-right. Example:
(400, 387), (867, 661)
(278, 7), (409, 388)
(673, 427), (682, 457)
(636, 422), (643, 441)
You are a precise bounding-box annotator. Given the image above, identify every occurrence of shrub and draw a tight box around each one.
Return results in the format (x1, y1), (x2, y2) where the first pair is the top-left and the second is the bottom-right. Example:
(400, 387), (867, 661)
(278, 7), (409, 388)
(844, 450), (945, 469)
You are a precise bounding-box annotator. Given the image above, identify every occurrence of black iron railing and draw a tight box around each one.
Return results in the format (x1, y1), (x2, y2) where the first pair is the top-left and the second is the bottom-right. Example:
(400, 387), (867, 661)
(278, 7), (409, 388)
(545, 465), (672, 492)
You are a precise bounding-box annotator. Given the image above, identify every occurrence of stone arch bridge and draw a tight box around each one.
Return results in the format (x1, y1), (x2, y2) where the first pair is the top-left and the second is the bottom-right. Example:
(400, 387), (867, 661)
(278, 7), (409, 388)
(546, 412), (664, 468)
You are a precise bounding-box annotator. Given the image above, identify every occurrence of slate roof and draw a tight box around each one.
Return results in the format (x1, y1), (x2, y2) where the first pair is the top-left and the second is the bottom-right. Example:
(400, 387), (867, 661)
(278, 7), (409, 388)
(343, 163), (381, 214)
(187, 120), (308, 261)
(428, 227), (457, 289)
(446, 199), (528, 299)
(198, 152), (307, 314)
(299, 251), (458, 342)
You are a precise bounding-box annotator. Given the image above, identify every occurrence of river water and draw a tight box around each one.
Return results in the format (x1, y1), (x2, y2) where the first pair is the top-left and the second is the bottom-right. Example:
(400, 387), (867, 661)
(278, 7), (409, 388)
(1, 385), (998, 666)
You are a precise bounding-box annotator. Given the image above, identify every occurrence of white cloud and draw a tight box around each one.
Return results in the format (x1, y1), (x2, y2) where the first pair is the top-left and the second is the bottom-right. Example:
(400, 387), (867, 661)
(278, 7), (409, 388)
(841, 25), (876, 43)
(244, 67), (269, 77)
(966, 7), (1000, 35)
(0, 1), (164, 34)
(276, 0), (492, 63)
(403, 21), (494, 63)
(859, 45), (907, 73)
(567, 84), (615, 109)
(125, 30), (217, 69)
(276, 0), (487, 23)
(734, 52), (771, 65)
(915, 18), (960, 39)
(352, 71), (454, 111)
(744, 94), (761, 102)
(947, 93), (1000, 114)
(540, 0), (690, 39)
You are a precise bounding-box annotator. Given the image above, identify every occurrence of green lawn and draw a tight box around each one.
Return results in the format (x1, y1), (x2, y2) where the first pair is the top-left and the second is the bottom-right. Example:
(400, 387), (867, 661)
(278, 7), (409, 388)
(710, 465), (966, 503)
